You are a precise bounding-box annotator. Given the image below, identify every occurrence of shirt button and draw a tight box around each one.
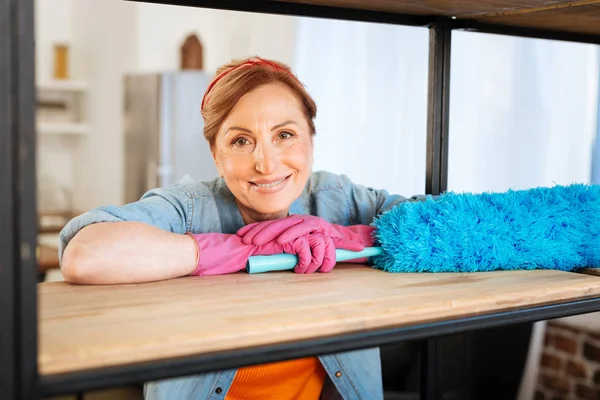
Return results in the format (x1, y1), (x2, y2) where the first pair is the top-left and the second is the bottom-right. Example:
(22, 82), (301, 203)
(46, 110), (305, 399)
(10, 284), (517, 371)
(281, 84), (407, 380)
(215, 387), (223, 394)
(335, 371), (342, 378)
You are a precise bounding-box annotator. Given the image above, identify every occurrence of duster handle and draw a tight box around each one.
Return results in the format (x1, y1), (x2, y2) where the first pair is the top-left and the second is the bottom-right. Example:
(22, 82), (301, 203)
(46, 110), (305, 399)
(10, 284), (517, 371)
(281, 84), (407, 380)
(246, 246), (383, 274)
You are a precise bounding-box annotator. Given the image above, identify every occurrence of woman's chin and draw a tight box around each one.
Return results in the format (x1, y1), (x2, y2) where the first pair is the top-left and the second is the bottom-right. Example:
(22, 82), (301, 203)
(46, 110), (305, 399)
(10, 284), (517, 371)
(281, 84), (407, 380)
(245, 196), (293, 219)
(235, 175), (307, 220)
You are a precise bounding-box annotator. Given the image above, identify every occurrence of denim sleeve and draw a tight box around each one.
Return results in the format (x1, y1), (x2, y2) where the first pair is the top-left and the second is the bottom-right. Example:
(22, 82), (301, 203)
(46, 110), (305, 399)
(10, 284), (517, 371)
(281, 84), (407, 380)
(339, 174), (428, 225)
(58, 186), (193, 262)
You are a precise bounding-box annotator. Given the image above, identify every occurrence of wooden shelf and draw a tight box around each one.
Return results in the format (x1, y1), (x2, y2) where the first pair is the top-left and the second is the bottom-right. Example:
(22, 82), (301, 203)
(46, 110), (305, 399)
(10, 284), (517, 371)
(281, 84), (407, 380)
(37, 80), (88, 92)
(37, 122), (89, 136)
(272, 0), (600, 39)
(39, 265), (600, 378)
(37, 245), (59, 273)
(38, 233), (60, 250)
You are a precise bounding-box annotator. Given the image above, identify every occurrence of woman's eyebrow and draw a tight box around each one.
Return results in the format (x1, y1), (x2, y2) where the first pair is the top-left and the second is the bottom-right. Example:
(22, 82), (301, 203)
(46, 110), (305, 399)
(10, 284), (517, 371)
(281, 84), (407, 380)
(271, 120), (298, 131)
(226, 126), (253, 136)
(225, 121), (298, 136)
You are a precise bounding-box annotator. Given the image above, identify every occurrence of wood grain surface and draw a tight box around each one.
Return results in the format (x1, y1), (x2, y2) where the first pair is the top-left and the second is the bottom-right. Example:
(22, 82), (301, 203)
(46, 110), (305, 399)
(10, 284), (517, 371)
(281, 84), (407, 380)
(273, 0), (600, 36)
(38, 264), (600, 377)
(477, 3), (600, 35)
(274, 0), (599, 16)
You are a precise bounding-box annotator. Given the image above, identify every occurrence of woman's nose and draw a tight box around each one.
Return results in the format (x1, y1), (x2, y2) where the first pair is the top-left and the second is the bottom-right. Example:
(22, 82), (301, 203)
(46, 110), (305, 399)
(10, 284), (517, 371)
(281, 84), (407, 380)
(253, 143), (279, 175)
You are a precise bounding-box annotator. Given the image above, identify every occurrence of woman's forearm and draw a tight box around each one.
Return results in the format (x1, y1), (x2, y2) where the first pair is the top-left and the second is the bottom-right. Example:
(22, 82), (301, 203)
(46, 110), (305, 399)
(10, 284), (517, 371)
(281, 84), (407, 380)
(61, 222), (198, 284)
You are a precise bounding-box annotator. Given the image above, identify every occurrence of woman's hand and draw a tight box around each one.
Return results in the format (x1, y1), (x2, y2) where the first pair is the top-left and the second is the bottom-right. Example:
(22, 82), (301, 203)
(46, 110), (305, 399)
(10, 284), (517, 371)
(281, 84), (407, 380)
(257, 233), (337, 274)
(186, 231), (338, 276)
(237, 214), (375, 251)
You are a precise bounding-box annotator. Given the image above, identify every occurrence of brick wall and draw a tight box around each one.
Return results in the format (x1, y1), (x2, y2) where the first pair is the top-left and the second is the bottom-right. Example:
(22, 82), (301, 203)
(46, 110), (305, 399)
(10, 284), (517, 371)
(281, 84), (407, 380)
(536, 320), (600, 400)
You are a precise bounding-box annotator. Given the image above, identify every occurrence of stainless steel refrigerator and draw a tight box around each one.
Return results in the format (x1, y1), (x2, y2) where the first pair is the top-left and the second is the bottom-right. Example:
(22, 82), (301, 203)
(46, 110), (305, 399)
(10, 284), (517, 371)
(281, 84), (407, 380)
(123, 71), (218, 204)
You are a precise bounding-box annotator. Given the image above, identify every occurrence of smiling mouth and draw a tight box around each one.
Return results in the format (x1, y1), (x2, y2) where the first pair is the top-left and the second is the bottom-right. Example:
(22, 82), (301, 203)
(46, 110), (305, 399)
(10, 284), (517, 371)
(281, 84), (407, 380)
(250, 175), (291, 188)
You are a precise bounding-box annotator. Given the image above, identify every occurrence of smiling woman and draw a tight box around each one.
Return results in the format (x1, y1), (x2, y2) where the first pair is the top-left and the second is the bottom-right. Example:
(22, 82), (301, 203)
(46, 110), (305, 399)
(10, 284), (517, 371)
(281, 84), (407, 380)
(57, 56), (425, 400)
(211, 83), (314, 223)
(202, 59), (316, 225)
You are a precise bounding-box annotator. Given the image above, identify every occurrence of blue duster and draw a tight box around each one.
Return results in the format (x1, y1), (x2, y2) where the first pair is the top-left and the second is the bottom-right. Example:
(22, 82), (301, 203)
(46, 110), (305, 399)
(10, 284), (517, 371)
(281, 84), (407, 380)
(372, 184), (600, 273)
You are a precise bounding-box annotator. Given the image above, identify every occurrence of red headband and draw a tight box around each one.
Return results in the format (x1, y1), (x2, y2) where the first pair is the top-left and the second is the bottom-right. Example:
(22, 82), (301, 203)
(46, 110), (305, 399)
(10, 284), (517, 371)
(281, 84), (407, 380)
(200, 57), (302, 116)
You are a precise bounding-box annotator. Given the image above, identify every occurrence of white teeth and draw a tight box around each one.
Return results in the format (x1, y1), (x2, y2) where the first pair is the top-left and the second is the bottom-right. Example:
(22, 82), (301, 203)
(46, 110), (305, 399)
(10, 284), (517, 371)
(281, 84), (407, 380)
(255, 178), (285, 187)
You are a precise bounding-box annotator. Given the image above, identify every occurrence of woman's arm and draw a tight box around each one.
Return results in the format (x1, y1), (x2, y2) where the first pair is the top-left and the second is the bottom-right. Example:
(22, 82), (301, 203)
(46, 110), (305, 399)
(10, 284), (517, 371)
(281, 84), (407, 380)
(58, 185), (202, 285)
(61, 221), (197, 285)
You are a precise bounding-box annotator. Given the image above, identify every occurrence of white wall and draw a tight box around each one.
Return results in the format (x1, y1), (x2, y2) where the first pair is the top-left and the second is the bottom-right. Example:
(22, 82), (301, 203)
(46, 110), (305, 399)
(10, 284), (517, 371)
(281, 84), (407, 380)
(35, 0), (73, 83)
(136, 3), (297, 73)
(69, 0), (138, 211)
(35, 1), (298, 212)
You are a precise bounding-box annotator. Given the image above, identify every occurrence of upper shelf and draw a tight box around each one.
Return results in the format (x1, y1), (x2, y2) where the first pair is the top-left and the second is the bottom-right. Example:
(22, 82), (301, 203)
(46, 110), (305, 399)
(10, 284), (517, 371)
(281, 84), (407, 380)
(175, 0), (600, 43)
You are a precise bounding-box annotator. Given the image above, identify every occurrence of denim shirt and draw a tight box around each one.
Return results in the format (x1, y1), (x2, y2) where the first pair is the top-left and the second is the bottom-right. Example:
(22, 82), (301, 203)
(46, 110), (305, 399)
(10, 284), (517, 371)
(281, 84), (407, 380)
(59, 170), (417, 400)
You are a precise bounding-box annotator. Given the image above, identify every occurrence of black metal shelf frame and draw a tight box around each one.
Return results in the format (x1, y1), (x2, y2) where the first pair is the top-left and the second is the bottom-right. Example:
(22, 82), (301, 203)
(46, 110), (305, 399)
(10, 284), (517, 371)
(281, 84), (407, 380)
(1, 0), (39, 399)
(2, 0), (600, 399)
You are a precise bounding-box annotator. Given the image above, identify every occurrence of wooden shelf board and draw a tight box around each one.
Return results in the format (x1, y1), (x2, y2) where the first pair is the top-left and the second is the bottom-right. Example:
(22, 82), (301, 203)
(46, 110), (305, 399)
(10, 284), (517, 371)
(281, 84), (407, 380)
(271, 0), (600, 38)
(37, 80), (88, 92)
(39, 264), (600, 377)
(37, 122), (89, 135)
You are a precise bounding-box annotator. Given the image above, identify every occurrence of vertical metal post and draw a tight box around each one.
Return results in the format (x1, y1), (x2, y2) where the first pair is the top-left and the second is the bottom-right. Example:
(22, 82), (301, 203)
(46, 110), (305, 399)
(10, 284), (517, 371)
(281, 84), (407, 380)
(0, 0), (39, 399)
(0, 1), (17, 397)
(426, 24), (451, 196)
(422, 23), (452, 400)
(420, 340), (442, 400)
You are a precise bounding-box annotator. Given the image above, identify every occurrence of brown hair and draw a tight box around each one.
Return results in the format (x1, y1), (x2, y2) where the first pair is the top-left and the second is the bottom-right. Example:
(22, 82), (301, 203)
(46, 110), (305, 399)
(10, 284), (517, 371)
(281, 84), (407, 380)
(201, 57), (317, 149)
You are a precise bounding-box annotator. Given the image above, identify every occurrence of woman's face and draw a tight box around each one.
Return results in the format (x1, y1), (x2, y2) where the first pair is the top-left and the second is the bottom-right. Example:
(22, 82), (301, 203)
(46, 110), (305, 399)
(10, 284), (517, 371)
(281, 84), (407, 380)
(212, 82), (314, 224)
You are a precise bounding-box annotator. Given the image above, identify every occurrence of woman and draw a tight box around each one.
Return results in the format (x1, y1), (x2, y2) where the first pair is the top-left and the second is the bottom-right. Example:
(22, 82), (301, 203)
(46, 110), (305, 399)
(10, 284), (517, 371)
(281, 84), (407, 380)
(59, 57), (418, 400)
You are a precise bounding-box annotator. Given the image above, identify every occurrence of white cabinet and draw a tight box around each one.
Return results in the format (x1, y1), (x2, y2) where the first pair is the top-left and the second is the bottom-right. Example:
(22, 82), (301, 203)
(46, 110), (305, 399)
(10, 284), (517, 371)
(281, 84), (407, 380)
(35, 79), (89, 219)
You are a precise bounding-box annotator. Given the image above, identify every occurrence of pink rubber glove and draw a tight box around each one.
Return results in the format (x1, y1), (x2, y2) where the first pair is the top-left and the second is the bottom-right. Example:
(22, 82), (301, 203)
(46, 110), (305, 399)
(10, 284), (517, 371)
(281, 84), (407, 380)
(236, 215), (376, 250)
(185, 232), (337, 276)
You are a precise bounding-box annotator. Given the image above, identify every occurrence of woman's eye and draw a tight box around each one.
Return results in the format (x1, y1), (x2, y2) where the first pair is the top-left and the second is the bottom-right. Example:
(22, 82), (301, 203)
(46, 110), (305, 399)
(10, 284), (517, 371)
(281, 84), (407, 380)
(279, 131), (294, 139)
(233, 137), (250, 147)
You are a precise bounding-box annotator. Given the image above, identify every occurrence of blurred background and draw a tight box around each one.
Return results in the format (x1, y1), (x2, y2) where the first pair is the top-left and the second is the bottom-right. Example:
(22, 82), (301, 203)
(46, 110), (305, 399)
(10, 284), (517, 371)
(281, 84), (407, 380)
(36, 1), (600, 400)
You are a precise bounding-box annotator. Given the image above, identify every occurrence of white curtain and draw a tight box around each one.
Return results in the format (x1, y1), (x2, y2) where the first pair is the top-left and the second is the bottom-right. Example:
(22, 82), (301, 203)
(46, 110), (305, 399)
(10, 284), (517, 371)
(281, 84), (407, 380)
(293, 17), (599, 400)
(593, 56), (600, 184)
(448, 31), (599, 193)
(293, 19), (599, 198)
(294, 19), (429, 197)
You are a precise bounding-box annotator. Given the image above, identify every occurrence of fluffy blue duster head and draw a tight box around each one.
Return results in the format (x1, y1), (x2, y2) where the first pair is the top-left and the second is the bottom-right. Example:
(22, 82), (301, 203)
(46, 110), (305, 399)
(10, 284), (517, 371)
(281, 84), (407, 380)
(371, 184), (600, 273)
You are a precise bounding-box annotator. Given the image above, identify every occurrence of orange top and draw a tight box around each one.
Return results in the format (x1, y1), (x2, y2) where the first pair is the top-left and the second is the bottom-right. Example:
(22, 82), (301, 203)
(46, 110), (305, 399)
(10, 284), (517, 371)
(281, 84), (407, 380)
(225, 357), (327, 400)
